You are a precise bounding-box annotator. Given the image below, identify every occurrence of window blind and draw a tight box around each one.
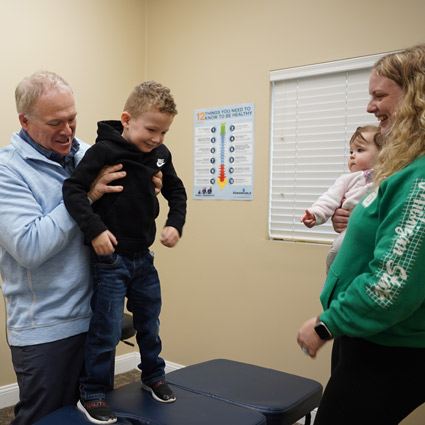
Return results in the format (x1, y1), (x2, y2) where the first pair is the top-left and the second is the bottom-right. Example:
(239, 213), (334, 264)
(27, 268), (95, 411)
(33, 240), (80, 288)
(269, 54), (383, 243)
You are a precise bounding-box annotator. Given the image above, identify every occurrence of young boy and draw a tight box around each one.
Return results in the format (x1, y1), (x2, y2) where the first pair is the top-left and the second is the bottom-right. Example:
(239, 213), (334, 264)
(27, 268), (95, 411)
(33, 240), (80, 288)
(301, 125), (382, 273)
(63, 81), (187, 424)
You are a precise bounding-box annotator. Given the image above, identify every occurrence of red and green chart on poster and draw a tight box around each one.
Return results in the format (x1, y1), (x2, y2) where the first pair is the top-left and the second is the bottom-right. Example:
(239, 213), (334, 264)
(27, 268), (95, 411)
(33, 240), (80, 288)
(193, 103), (254, 200)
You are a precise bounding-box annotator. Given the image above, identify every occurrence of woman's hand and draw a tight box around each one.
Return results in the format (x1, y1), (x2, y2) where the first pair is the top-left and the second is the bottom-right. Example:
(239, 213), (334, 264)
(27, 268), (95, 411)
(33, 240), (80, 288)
(331, 208), (351, 233)
(297, 316), (327, 358)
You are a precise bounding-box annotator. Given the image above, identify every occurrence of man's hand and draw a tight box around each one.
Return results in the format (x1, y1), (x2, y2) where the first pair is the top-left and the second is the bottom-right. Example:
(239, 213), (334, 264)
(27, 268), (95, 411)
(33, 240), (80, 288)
(91, 230), (117, 255)
(152, 171), (163, 195)
(331, 208), (351, 233)
(88, 164), (126, 202)
(160, 226), (180, 248)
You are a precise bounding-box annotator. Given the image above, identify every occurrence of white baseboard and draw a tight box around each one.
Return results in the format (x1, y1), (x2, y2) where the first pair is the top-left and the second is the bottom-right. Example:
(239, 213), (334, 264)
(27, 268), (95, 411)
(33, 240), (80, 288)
(0, 352), (183, 409)
(0, 383), (19, 410)
(115, 352), (183, 375)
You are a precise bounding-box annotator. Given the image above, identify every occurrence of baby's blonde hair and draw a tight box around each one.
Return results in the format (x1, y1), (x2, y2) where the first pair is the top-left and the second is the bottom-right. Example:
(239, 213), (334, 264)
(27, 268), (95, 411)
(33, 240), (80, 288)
(124, 81), (177, 118)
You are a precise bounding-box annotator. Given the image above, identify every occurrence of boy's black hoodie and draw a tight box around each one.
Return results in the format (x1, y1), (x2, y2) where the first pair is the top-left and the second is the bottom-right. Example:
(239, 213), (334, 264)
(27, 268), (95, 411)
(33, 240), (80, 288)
(63, 120), (187, 255)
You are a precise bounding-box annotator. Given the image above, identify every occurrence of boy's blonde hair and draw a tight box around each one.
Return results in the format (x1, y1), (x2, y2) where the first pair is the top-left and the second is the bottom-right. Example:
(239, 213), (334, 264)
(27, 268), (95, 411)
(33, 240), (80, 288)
(372, 44), (425, 186)
(124, 81), (177, 118)
(350, 125), (383, 150)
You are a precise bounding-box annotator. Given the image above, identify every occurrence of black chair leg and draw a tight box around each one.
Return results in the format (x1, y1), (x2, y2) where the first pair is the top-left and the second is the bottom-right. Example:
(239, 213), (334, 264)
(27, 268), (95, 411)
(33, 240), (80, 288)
(120, 313), (136, 346)
(304, 412), (312, 425)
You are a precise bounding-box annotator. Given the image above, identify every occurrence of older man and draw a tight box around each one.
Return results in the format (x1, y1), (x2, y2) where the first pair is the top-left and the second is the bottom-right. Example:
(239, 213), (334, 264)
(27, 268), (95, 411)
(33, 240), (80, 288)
(0, 71), (160, 425)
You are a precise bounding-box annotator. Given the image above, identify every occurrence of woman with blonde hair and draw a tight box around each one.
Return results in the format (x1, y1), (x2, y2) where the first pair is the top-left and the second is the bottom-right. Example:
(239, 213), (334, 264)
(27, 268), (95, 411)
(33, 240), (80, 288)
(297, 44), (425, 424)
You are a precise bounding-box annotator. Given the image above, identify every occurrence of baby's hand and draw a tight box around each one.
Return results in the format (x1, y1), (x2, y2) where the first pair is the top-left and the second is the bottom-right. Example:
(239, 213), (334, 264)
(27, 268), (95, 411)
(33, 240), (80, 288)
(160, 226), (180, 248)
(301, 210), (316, 228)
(92, 230), (118, 255)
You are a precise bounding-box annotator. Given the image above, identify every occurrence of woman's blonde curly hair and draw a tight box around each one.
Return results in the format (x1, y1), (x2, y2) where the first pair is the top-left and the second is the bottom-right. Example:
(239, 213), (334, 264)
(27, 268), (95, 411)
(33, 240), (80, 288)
(373, 44), (425, 187)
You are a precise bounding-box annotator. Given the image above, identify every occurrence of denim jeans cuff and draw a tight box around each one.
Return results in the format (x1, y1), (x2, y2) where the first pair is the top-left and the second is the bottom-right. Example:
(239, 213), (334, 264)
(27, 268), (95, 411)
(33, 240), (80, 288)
(81, 391), (106, 402)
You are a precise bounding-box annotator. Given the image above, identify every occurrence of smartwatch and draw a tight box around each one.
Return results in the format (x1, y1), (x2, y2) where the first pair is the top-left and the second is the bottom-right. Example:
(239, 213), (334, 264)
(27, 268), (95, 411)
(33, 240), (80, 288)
(314, 320), (333, 340)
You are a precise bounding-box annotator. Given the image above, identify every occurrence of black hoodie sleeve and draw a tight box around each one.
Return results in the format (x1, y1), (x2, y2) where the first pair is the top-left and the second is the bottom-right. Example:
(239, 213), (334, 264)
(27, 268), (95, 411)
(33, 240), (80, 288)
(160, 151), (187, 236)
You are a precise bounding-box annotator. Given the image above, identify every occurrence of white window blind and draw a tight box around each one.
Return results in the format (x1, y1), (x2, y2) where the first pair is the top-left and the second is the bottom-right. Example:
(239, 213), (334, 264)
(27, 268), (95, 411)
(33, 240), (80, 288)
(269, 54), (384, 243)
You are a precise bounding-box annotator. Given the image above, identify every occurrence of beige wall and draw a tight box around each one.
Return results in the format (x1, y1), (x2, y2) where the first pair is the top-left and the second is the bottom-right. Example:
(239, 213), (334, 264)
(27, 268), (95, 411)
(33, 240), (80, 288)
(1, 0), (425, 423)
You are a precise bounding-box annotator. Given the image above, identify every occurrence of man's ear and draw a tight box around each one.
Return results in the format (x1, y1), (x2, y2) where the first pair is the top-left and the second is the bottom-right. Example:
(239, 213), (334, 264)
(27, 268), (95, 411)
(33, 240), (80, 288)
(121, 111), (131, 128)
(18, 113), (29, 130)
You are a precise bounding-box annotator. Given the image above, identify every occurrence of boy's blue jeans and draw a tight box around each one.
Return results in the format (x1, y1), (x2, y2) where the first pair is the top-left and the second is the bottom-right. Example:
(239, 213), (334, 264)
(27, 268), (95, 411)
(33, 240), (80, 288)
(80, 250), (165, 401)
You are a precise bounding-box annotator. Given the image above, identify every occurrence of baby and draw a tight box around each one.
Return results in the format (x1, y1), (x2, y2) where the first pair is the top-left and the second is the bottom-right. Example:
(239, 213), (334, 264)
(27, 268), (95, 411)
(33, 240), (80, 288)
(301, 125), (382, 273)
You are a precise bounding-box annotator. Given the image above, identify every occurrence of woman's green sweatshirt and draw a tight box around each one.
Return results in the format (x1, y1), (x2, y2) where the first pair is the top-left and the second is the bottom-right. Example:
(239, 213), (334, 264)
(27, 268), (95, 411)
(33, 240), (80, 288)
(320, 155), (425, 347)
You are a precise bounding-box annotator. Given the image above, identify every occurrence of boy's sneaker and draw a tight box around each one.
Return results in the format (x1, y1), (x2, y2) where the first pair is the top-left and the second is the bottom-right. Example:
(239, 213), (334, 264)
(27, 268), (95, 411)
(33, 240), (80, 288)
(77, 398), (117, 424)
(142, 380), (176, 403)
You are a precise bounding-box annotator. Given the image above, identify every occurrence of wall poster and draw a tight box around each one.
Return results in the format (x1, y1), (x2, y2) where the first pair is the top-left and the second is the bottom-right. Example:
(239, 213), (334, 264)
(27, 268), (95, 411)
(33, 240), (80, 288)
(193, 102), (254, 200)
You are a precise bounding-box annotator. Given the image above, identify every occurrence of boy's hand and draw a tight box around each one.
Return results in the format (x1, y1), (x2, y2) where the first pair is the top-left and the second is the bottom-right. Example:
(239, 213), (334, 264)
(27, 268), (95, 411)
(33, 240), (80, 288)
(152, 171), (163, 195)
(88, 164), (126, 202)
(300, 210), (316, 228)
(91, 230), (118, 255)
(160, 226), (180, 248)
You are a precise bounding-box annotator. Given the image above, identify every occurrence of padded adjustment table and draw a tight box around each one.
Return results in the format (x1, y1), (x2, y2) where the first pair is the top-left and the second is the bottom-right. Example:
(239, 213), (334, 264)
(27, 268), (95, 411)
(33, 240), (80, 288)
(166, 359), (323, 425)
(34, 358), (321, 425)
(34, 382), (266, 425)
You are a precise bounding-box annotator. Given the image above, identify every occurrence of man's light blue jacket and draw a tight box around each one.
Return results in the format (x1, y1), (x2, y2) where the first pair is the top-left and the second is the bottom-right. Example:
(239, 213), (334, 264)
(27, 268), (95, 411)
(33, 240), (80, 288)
(0, 133), (92, 346)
